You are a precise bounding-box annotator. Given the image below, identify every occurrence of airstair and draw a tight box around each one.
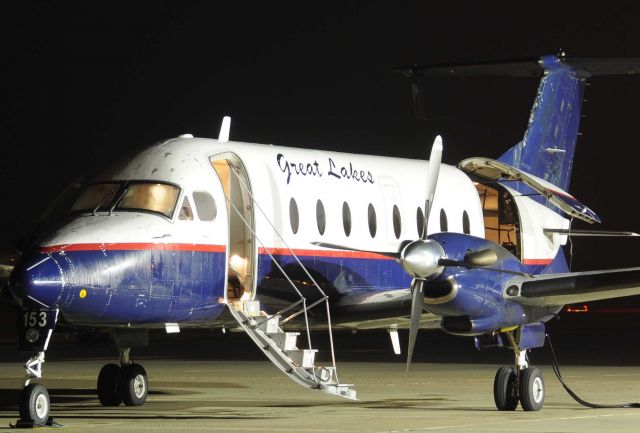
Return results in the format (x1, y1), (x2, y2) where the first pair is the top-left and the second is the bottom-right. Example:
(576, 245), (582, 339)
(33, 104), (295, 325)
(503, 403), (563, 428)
(223, 161), (357, 400)
(228, 300), (356, 399)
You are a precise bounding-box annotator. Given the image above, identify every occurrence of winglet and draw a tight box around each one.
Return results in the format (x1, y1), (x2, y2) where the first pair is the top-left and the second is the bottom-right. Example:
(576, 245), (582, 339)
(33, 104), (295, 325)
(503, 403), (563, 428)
(218, 116), (231, 142)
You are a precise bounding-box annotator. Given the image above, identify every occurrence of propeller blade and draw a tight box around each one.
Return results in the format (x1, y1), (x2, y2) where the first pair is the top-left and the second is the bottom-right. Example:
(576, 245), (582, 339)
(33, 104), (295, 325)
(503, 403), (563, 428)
(406, 279), (425, 372)
(422, 135), (443, 239)
(311, 242), (401, 259)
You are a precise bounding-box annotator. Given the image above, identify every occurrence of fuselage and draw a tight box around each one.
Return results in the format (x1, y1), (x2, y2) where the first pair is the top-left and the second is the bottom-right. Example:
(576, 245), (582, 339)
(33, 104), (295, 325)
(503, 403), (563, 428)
(9, 136), (570, 330)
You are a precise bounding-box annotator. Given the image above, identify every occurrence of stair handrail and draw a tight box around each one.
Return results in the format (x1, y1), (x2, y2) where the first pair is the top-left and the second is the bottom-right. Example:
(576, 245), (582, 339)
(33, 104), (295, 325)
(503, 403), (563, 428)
(228, 164), (339, 378)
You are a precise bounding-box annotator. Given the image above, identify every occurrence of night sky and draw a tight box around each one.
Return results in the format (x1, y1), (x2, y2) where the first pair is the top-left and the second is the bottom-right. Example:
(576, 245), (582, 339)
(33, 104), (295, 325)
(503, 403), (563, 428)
(3, 1), (640, 271)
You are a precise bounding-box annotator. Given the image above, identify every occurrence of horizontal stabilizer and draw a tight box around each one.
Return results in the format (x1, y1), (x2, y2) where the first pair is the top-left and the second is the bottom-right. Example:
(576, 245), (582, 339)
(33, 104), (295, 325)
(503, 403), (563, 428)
(544, 229), (639, 237)
(395, 57), (640, 79)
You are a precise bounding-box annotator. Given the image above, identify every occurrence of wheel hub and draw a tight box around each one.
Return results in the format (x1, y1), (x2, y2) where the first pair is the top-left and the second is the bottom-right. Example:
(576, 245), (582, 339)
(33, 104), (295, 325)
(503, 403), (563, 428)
(133, 374), (146, 398)
(35, 393), (48, 419)
(532, 376), (544, 403)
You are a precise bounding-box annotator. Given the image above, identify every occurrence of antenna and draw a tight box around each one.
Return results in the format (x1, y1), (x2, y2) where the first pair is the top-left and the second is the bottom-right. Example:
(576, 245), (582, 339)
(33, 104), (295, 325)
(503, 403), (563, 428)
(218, 116), (231, 142)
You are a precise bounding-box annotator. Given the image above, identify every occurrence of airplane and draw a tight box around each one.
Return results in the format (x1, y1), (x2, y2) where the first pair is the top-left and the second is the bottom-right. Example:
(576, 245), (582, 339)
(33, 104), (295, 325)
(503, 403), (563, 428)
(4, 53), (640, 426)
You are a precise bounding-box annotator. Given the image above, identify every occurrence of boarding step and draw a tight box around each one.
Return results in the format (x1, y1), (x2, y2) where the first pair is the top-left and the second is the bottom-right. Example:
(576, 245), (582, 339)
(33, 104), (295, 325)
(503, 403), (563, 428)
(285, 349), (317, 369)
(227, 300), (357, 400)
(269, 331), (299, 351)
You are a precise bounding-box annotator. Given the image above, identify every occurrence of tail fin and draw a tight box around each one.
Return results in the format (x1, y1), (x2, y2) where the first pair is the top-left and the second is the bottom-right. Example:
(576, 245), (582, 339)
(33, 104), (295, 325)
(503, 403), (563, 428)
(498, 55), (584, 191)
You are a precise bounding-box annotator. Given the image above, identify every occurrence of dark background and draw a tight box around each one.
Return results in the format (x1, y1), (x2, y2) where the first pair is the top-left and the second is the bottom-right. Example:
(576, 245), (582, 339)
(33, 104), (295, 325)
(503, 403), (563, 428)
(2, 2), (640, 366)
(3, 1), (640, 272)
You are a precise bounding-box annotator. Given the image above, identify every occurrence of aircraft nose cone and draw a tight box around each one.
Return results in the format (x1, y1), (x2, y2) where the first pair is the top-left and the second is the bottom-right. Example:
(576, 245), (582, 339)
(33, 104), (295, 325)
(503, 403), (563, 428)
(10, 253), (63, 308)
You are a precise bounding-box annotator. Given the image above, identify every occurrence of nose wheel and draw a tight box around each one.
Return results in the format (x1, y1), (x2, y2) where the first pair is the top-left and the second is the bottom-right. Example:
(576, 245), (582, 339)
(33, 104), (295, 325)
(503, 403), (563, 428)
(19, 383), (50, 426)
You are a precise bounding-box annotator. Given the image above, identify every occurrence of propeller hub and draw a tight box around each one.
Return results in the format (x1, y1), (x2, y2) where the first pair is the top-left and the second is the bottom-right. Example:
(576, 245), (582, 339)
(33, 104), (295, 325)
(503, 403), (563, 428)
(400, 239), (445, 279)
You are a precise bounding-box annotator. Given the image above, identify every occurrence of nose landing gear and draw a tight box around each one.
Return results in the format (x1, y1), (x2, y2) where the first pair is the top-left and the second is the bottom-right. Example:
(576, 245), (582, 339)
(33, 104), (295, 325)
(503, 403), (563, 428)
(15, 309), (59, 427)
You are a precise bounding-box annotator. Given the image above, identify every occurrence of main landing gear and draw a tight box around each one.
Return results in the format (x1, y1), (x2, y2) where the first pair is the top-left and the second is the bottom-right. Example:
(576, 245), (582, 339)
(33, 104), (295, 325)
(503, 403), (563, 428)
(97, 347), (149, 406)
(493, 330), (545, 411)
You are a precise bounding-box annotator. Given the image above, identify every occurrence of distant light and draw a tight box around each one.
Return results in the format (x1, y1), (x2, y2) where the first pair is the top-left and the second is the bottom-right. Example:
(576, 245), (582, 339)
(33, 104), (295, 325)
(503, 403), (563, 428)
(565, 304), (589, 313)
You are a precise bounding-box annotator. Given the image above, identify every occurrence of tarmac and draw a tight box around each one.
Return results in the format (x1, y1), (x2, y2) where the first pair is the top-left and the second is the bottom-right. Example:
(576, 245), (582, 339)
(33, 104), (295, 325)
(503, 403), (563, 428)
(1, 322), (640, 433)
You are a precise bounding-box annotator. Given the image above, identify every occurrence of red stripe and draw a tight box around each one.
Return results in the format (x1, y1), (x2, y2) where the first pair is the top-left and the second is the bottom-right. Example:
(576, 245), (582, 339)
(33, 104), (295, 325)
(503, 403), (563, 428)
(522, 258), (553, 265)
(258, 247), (392, 261)
(40, 243), (226, 254)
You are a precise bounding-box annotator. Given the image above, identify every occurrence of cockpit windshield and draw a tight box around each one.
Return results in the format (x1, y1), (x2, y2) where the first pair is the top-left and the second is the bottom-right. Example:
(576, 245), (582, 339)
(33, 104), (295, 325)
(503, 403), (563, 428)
(115, 183), (180, 218)
(71, 183), (120, 213)
(71, 181), (180, 218)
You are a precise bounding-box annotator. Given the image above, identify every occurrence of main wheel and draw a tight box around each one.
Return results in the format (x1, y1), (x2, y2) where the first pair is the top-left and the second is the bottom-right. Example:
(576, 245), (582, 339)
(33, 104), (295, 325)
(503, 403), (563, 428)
(19, 383), (49, 425)
(493, 366), (518, 411)
(97, 363), (122, 406)
(519, 367), (544, 411)
(119, 363), (148, 406)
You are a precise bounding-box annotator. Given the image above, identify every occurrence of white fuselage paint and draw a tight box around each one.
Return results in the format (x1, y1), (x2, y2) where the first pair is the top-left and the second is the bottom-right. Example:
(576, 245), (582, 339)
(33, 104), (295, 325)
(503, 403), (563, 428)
(42, 137), (569, 287)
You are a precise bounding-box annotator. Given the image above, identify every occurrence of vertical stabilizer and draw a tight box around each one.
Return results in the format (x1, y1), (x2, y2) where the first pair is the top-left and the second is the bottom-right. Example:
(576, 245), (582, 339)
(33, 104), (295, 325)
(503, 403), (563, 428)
(498, 55), (584, 191)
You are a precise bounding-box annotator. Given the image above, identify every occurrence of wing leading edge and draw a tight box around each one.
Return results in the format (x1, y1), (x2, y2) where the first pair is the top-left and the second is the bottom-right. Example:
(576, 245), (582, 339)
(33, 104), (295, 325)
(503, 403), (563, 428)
(511, 267), (640, 307)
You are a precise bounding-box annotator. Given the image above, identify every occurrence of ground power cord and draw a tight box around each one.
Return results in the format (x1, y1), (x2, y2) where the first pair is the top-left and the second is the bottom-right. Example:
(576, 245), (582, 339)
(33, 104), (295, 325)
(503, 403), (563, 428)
(546, 333), (640, 408)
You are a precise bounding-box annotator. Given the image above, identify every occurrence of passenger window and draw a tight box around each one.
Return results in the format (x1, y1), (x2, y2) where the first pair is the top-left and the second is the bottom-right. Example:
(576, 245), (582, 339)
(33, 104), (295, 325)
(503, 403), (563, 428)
(392, 205), (401, 239)
(440, 209), (448, 232)
(289, 198), (299, 234)
(193, 191), (217, 221)
(368, 203), (377, 238)
(179, 196), (194, 220)
(342, 202), (352, 237)
(416, 207), (425, 237)
(463, 210), (470, 234)
(316, 200), (326, 235)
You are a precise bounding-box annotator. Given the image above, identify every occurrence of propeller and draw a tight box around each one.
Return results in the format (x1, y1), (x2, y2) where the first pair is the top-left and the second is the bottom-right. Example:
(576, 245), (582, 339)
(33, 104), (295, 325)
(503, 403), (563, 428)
(406, 135), (443, 372)
(421, 135), (442, 240)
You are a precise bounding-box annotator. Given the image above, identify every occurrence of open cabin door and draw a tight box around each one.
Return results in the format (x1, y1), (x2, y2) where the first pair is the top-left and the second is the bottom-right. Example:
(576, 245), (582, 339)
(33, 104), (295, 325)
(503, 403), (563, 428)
(473, 182), (522, 259)
(211, 154), (256, 303)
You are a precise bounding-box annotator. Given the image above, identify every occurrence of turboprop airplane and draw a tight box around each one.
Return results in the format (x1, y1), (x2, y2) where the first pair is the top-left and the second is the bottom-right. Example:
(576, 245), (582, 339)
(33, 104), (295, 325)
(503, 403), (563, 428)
(5, 54), (640, 425)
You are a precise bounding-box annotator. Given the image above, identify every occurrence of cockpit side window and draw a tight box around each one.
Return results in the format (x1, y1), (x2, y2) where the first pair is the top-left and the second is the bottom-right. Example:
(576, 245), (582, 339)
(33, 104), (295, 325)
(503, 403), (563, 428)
(178, 196), (194, 220)
(71, 183), (121, 213)
(115, 182), (180, 218)
(193, 191), (217, 221)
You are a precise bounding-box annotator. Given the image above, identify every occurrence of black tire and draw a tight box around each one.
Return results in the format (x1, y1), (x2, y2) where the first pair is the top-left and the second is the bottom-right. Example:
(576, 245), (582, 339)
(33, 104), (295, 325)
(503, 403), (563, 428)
(97, 363), (122, 406)
(119, 363), (148, 406)
(519, 367), (544, 411)
(493, 366), (519, 411)
(19, 383), (49, 425)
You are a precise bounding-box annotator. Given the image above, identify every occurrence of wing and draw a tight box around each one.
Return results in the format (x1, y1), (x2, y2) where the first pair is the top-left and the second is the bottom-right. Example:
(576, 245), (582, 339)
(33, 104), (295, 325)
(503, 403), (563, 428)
(511, 267), (640, 306)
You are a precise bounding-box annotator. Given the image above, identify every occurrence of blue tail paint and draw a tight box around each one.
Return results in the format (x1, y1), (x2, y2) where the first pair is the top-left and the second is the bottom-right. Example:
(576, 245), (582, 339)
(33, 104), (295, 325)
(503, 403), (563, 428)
(498, 55), (585, 192)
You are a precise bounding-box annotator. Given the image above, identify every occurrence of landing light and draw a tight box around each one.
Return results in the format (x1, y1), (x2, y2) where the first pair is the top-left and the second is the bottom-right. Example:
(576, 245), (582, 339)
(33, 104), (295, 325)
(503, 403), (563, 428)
(25, 328), (40, 344)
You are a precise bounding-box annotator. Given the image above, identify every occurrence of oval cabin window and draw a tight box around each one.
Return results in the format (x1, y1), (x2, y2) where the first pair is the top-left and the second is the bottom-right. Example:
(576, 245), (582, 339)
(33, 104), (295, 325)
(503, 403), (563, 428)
(440, 208), (448, 232)
(289, 198), (299, 234)
(463, 210), (471, 234)
(392, 205), (401, 239)
(342, 202), (352, 237)
(316, 199), (326, 235)
(368, 203), (377, 238)
(416, 207), (425, 237)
